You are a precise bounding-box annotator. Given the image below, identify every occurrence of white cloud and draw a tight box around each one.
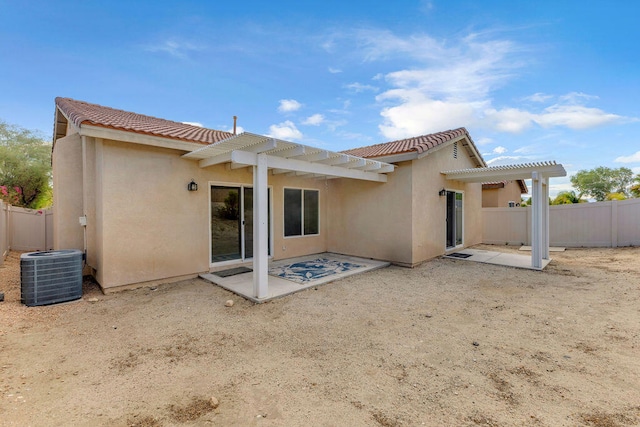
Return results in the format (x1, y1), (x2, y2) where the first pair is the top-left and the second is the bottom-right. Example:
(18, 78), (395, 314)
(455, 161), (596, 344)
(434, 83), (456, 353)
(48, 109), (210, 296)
(377, 90), (485, 139)
(513, 145), (536, 154)
(302, 114), (325, 126)
(483, 102), (632, 134)
(475, 137), (493, 146)
(535, 104), (627, 129)
(328, 67), (342, 74)
(346, 29), (636, 138)
(523, 93), (553, 103)
(558, 92), (599, 104)
(182, 121), (203, 127)
(345, 82), (379, 93)
(615, 151), (640, 163)
(486, 107), (535, 133)
(486, 155), (526, 166)
(278, 99), (302, 113)
(268, 121), (303, 140)
(493, 146), (507, 154)
(143, 39), (203, 58)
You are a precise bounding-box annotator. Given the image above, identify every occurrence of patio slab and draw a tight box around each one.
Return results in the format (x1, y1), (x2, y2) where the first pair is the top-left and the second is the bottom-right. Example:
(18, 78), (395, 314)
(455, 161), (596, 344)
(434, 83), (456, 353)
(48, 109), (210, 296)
(518, 246), (566, 252)
(200, 253), (389, 303)
(444, 248), (551, 270)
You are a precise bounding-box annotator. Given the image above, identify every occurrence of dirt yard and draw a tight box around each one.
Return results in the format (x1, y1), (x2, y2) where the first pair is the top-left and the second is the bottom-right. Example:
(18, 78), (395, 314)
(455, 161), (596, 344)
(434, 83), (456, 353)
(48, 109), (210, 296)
(1, 245), (639, 426)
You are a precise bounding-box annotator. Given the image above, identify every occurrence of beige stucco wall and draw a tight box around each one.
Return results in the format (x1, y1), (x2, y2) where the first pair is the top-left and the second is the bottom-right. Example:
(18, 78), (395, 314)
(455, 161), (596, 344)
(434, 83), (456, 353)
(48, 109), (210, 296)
(78, 139), (329, 290)
(482, 181), (523, 207)
(327, 140), (484, 266)
(326, 163), (413, 264)
(55, 131), (484, 290)
(52, 133), (84, 251)
(269, 174), (328, 260)
(410, 142), (483, 264)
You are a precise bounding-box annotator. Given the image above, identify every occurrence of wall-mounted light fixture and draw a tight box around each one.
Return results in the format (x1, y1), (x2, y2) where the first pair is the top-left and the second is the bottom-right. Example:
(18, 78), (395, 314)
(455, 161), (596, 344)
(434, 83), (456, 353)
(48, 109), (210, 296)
(438, 188), (446, 197)
(187, 180), (198, 192)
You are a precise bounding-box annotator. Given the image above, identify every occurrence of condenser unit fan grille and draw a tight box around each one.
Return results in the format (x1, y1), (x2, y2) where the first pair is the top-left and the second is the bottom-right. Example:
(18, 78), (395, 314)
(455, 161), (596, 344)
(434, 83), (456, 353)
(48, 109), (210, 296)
(21, 250), (83, 306)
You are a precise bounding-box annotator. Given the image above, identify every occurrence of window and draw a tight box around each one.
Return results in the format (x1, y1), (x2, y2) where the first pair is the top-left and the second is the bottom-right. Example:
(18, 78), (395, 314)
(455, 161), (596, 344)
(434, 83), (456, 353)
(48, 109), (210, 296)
(284, 188), (319, 237)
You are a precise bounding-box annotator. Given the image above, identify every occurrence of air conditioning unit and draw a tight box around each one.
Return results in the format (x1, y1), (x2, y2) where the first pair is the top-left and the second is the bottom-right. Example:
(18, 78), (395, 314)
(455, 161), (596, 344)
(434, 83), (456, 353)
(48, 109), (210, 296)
(21, 250), (83, 307)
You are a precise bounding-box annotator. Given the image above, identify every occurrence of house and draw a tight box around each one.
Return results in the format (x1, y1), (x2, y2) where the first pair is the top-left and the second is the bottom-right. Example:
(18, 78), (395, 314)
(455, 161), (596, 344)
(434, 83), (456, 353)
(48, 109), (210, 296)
(52, 98), (565, 298)
(482, 180), (528, 207)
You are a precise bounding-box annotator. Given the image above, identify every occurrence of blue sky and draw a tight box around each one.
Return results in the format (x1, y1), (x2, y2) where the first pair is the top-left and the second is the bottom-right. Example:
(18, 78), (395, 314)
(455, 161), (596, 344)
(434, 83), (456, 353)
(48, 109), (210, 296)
(1, 0), (639, 196)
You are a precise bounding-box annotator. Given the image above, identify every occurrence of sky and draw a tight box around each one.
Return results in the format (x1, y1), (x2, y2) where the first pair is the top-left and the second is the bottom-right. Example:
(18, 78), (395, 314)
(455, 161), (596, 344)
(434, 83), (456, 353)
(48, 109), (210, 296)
(1, 0), (639, 197)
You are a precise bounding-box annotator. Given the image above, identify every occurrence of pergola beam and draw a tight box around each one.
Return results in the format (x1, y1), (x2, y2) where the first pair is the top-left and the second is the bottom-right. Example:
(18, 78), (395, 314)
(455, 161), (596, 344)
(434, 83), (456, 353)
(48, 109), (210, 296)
(442, 161), (566, 270)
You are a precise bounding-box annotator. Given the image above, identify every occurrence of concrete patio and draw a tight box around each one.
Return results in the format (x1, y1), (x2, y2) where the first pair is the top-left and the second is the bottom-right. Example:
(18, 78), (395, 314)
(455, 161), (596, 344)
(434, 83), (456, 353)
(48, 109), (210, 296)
(200, 253), (389, 303)
(444, 248), (551, 270)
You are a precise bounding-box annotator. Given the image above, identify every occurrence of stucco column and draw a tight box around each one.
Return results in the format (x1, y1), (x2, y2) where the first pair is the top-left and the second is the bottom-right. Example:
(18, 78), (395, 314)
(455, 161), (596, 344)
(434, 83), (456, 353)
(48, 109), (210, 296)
(253, 153), (269, 299)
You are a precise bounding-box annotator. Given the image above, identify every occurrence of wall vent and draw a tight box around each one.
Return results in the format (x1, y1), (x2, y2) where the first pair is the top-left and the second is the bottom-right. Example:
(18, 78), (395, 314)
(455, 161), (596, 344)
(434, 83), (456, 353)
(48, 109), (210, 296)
(21, 250), (83, 306)
(453, 141), (458, 159)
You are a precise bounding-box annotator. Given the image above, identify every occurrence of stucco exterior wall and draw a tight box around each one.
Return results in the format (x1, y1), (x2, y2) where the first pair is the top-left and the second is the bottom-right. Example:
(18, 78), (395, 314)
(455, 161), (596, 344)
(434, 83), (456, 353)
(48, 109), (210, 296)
(269, 174), (328, 260)
(56, 131), (485, 290)
(410, 142), (483, 264)
(326, 162), (414, 265)
(482, 181), (523, 207)
(52, 133), (84, 251)
(85, 139), (329, 290)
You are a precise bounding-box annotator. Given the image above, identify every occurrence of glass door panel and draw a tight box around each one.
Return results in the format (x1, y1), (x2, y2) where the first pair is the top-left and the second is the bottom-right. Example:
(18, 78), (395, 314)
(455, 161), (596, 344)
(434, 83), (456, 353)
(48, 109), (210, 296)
(445, 190), (463, 249)
(243, 187), (253, 259)
(211, 186), (241, 262)
(211, 185), (271, 263)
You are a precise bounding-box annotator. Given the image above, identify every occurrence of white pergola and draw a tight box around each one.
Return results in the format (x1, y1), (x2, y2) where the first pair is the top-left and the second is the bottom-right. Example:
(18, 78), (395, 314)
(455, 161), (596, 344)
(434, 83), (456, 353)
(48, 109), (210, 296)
(182, 132), (395, 299)
(442, 161), (567, 270)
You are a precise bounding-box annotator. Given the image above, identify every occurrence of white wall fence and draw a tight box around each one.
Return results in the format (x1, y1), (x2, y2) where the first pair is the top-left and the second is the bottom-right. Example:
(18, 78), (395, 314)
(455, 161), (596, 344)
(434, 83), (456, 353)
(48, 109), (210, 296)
(0, 201), (53, 265)
(483, 198), (640, 247)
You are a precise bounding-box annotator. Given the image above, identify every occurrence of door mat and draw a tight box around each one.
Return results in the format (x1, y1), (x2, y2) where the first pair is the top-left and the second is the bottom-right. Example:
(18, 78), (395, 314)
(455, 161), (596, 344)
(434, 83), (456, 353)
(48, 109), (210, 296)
(269, 258), (363, 284)
(447, 252), (473, 259)
(213, 266), (253, 277)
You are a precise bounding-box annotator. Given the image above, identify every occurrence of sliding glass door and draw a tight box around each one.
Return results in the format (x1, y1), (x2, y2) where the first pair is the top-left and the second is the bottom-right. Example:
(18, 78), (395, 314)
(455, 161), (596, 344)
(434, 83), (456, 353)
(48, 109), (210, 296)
(210, 185), (270, 263)
(446, 190), (463, 249)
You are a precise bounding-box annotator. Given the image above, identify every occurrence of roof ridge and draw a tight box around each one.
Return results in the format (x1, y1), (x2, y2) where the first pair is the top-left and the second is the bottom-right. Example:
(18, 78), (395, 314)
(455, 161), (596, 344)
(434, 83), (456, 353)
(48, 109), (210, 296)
(55, 97), (234, 146)
(341, 127), (469, 158)
(55, 97), (217, 129)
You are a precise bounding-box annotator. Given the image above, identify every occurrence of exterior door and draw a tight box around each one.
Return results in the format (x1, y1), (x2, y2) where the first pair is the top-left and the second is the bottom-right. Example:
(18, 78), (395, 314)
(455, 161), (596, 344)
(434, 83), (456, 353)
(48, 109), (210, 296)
(210, 185), (270, 263)
(446, 191), (463, 249)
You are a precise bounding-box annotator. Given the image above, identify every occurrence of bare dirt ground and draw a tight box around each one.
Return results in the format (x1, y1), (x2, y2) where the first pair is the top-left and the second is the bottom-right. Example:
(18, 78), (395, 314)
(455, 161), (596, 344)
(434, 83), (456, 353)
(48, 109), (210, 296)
(1, 245), (639, 427)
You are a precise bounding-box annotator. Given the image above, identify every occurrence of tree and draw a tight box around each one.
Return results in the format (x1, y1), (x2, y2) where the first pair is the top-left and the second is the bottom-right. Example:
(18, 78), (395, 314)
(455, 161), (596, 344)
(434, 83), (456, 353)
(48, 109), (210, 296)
(631, 175), (640, 198)
(605, 192), (627, 201)
(0, 120), (52, 208)
(570, 166), (634, 202)
(551, 190), (585, 205)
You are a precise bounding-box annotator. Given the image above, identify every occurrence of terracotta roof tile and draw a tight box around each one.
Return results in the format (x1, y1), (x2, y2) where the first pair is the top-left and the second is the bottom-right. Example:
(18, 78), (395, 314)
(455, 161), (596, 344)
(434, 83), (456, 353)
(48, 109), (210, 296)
(342, 127), (469, 158)
(55, 97), (233, 145)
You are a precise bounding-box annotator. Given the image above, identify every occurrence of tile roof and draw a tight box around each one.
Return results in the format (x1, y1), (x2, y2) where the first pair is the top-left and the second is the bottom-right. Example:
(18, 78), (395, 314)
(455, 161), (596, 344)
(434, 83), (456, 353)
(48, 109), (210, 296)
(55, 97), (233, 145)
(482, 180), (528, 194)
(342, 127), (470, 158)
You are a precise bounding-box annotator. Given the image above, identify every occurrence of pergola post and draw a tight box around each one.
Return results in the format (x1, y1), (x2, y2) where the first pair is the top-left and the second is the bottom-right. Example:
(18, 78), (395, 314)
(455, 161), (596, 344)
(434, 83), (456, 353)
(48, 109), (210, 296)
(542, 177), (550, 260)
(253, 153), (269, 299)
(531, 171), (543, 269)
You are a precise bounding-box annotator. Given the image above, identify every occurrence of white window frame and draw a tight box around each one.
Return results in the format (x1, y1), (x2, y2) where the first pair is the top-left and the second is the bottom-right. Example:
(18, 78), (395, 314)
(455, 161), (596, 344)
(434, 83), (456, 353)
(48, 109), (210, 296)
(283, 187), (320, 238)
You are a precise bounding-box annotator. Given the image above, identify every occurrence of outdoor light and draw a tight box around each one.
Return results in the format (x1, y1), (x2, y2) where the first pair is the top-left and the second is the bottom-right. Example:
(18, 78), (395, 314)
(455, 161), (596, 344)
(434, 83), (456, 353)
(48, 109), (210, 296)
(439, 188), (446, 197)
(187, 180), (198, 192)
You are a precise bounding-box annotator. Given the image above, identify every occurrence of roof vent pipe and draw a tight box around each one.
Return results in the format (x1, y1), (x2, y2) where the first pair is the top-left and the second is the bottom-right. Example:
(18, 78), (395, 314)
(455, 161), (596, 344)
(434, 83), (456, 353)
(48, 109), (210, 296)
(233, 116), (237, 135)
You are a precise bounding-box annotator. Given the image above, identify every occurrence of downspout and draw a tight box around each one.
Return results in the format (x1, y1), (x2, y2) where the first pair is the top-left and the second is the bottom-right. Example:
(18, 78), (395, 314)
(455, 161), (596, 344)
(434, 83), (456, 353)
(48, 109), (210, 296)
(80, 135), (88, 266)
